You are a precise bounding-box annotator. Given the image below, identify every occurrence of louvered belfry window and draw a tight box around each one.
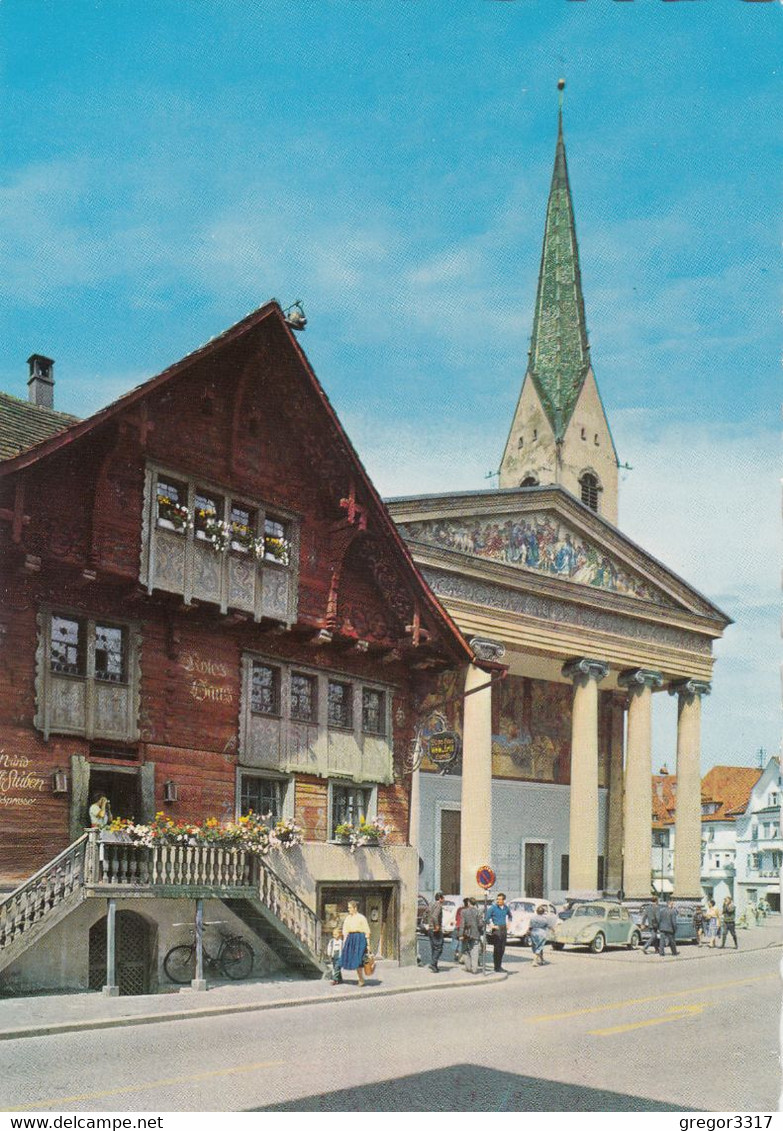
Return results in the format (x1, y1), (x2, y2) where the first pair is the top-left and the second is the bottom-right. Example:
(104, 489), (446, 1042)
(580, 472), (599, 512)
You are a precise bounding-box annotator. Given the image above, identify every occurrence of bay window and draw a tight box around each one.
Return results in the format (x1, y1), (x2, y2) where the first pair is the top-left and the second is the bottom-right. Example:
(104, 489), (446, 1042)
(140, 463), (299, 624)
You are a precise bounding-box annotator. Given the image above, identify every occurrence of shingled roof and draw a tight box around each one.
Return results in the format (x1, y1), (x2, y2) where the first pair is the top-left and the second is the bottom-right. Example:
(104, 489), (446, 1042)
(0, 391), (80, 462)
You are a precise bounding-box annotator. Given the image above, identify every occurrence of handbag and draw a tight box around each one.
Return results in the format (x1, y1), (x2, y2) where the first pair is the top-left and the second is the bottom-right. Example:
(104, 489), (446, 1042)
(363, 952), (376, 977)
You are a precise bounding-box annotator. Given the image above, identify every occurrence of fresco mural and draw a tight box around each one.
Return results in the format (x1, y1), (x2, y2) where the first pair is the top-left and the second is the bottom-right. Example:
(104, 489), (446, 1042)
(398, 513), (665, 603)
(415, 668), (463, 775)
(417, 671), (609, 787)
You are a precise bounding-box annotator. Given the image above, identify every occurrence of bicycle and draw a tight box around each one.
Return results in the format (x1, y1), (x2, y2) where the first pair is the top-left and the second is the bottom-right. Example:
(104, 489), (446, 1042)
(164, 927), (254, 984)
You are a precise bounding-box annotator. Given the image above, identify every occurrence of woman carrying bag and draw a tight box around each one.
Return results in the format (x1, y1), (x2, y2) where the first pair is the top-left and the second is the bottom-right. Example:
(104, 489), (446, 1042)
(340, 900), (373, 987)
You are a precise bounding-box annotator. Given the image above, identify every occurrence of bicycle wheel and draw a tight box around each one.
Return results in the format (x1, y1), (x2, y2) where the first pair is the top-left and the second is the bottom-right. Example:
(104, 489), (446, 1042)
(164, 944), (195, 984)
(220, 937), (254, 980)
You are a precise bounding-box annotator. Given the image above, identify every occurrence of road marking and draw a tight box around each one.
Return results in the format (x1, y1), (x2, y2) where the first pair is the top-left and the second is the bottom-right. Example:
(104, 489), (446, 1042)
(6, 1060), (284, 1110)
(527, 972), (774, 1025)
(589, 1003), (707, 1036)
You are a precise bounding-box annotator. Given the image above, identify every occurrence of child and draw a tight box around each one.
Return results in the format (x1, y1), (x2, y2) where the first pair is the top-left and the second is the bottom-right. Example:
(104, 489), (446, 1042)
(327, 927), (343, 985)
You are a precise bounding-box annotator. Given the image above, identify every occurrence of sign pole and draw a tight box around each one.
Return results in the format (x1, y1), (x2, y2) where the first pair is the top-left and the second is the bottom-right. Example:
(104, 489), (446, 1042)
(475, 865), (496, 978)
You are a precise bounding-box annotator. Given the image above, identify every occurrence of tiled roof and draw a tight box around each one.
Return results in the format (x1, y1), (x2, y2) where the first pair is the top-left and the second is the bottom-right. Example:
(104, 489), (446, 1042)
(0, 392), (80, 462)
(700, 765), (762, 821)
(652, 774), (678, 826)
(652, 766), (762, 826)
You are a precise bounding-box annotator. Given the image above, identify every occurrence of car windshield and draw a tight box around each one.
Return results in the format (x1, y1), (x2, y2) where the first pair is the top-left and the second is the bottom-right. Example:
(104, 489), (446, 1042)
(573, 905), (605, 918)
(510, 902), (535, 912)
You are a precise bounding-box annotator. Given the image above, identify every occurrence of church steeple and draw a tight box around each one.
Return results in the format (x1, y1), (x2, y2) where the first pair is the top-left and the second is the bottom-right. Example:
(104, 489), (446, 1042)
(499, 81), (619, 525)
(527, 81), (591, 440)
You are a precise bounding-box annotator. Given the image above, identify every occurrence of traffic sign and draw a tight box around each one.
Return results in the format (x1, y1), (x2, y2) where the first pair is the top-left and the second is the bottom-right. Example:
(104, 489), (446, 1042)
(476, 865), (496, 890)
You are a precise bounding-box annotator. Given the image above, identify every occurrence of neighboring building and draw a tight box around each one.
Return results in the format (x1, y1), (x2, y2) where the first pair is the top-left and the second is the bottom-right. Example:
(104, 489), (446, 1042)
(735, 758), (782, 914)
(0, 303), (473, 994)
(651, 765), (763, 905)
(388, 90), (730, 905)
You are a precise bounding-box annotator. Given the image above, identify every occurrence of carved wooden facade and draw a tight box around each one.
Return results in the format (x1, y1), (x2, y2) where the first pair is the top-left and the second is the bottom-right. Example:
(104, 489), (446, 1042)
(0, 302), (471, 960)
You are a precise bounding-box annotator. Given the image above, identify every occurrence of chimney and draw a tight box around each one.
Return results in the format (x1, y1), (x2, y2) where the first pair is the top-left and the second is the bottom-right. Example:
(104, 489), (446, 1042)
(27, 354), (55, 409)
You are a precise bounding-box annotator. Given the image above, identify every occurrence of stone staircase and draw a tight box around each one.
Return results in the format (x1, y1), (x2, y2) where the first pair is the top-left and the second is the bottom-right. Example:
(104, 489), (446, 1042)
(0, 832), (324, 984)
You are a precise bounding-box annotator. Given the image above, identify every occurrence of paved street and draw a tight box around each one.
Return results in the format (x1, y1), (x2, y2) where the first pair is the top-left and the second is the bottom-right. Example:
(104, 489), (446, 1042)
(1, 932), (780, 1113)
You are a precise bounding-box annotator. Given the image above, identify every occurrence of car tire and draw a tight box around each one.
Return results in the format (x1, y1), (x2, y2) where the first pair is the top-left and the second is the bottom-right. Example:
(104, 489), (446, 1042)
(628, 930), (641, 950)
(590, 932), (606, 954)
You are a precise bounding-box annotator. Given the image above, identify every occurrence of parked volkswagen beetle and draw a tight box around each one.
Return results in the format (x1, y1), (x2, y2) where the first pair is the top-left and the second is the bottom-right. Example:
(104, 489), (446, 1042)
(552, 900), (641, 953)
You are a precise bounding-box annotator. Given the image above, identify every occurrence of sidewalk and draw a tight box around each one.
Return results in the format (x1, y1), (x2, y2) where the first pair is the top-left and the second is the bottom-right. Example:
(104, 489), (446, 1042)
(1, 917), (778, 1043)
(0, 940), (506, 1042)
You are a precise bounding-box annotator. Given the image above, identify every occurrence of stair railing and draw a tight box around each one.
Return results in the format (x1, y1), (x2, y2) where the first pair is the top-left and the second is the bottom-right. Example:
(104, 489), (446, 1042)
(0, 833), (89, 951)
(257, 857), (322, 958)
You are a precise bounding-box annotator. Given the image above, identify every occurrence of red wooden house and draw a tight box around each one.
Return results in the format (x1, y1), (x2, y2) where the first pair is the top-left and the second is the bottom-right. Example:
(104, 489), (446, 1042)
(0, 302), (472, 994)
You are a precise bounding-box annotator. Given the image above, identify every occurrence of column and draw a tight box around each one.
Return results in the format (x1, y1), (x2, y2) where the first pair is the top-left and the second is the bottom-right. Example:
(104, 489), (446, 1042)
(562, 657), (608, 893)
(670, 679), (710, 899)
(460, 662), (493, 896)
(102, 898), (119, 997)
(619, 668), (663, 899)
(605, 695), (625, 893)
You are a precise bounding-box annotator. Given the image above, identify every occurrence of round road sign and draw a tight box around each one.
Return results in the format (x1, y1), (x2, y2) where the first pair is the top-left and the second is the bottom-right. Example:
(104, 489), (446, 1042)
(476, 866), (496, 890)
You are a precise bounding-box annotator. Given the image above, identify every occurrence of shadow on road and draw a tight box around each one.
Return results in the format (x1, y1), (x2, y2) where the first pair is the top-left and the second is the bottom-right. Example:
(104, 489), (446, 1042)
(250, 1064), (693, 1112)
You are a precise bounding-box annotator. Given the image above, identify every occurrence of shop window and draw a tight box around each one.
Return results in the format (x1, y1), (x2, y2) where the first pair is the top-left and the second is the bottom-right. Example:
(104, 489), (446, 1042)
(330, 783), (375, 839)
(36, 609), (139, 742)
(141, 464), (299, 624)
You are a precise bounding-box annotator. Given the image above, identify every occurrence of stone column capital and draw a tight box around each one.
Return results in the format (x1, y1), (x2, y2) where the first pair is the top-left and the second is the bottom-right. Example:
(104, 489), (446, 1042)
(618, 668), (664, 692)
(562, 657), (609, 684)
(668, 679), (711, 699)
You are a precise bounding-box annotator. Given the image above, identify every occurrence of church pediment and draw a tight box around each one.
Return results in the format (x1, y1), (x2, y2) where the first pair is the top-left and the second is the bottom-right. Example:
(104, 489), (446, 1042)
(396, 508), (677, 607)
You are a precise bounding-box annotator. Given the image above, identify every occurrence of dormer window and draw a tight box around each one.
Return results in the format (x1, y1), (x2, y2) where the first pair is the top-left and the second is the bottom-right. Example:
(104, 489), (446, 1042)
(579, 472), (600, 512)
(520, 476), (539, 488)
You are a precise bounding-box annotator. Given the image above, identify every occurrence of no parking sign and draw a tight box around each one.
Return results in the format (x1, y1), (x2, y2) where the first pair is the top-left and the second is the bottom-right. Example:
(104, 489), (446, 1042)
(476, 865), (496, 890)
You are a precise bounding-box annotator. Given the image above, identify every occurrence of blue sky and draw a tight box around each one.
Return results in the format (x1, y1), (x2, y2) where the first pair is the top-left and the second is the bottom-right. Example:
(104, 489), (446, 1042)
(0, 0), (779, 772)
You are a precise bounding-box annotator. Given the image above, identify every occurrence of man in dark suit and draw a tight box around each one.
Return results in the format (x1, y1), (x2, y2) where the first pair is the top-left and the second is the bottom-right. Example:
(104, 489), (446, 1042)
(427, 892), (445, 972)
(658, 898), (679, 957)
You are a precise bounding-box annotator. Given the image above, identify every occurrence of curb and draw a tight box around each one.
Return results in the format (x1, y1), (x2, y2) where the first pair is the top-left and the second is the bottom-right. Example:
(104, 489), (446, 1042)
(0, 970), (507, 1042)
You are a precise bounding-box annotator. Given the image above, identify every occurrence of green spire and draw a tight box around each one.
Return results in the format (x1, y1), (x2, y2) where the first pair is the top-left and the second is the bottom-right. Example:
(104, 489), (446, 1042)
(527, 84), (591, 440)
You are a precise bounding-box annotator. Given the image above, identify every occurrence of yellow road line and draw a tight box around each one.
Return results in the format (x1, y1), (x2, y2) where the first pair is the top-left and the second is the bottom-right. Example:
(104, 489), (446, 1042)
(7, 1060), (284, 1111)
(590, 1003), (707, 1036)
(528, 972), (775, 1024)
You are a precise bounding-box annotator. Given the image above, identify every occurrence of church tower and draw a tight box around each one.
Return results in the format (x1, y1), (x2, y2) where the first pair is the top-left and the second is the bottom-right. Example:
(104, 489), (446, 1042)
(499, 82), (619, 524)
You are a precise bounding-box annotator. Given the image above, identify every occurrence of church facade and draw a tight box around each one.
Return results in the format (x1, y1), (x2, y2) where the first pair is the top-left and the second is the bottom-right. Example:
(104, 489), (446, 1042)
(388, 96), (730, 905)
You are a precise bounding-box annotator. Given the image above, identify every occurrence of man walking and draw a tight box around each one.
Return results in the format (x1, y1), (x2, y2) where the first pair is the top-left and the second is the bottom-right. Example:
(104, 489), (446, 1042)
(658, 898), (678, 957)
(720, 896), (738, 949)
(485, 891), (512, 973)
(427, 891), (445, 972)
(460, 897), (483, 974)
(641, 894), (660, 955)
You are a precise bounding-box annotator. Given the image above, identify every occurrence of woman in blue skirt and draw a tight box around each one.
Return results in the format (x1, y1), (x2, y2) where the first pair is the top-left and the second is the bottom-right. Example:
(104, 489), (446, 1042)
(340, 900), (371, 986)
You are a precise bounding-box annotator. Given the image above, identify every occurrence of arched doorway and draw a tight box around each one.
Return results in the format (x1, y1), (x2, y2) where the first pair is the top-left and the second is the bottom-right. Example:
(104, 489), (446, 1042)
(89, 910), (154, 995)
